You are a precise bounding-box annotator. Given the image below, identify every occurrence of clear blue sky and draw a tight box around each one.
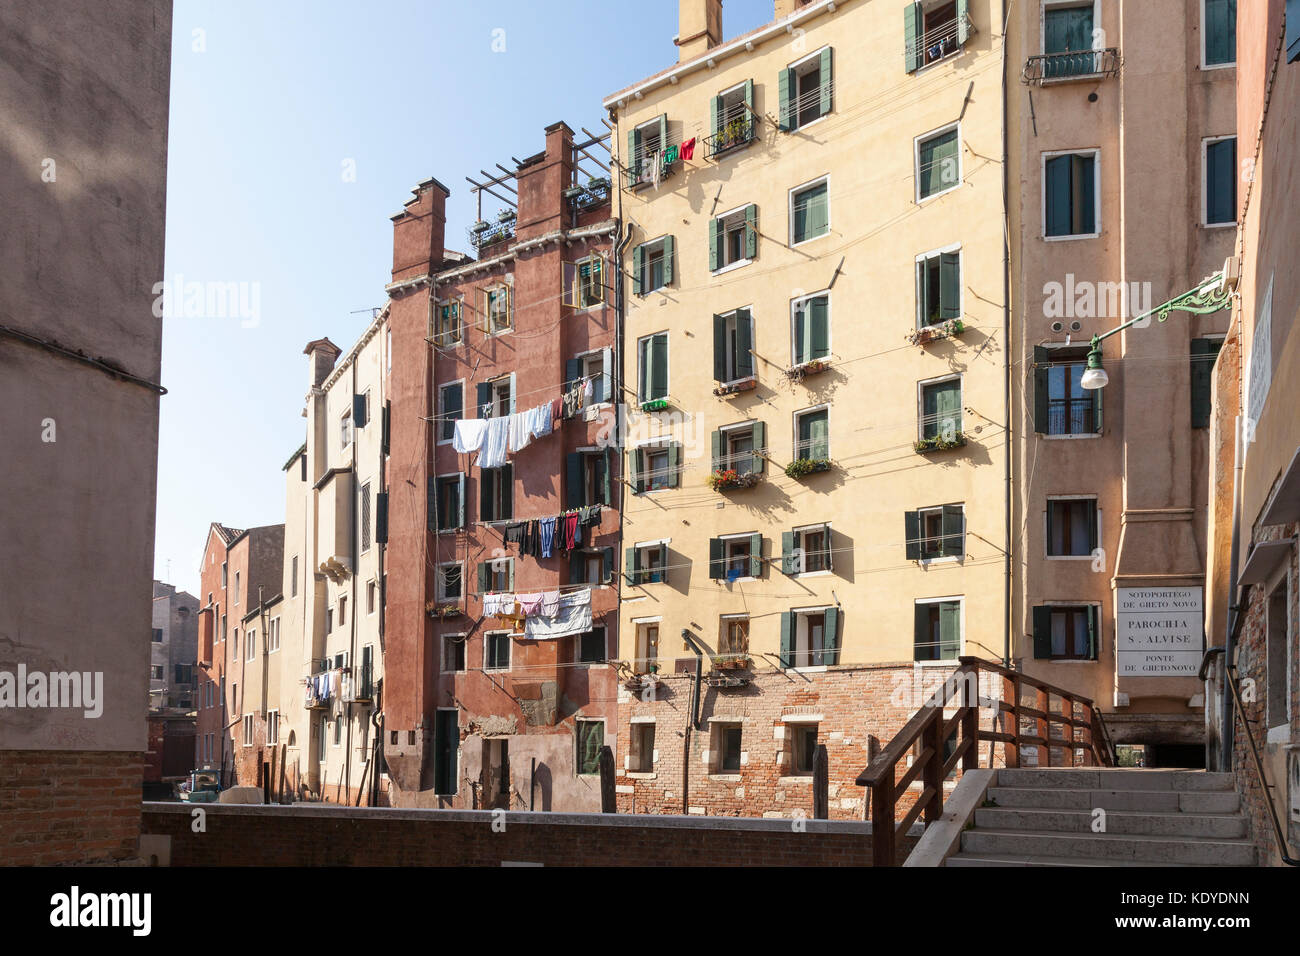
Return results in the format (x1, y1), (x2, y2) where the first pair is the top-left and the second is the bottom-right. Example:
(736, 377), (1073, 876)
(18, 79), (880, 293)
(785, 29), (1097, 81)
(156, 0), (776, 595)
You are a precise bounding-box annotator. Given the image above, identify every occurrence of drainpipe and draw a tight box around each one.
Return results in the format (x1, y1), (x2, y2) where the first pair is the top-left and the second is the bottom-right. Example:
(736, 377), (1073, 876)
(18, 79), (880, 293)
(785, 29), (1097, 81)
(344, 360), (359, 801)
(1220, 415), (1244, 771)
(678, 629), (707, 815)
(1000, 0), (1013, 670)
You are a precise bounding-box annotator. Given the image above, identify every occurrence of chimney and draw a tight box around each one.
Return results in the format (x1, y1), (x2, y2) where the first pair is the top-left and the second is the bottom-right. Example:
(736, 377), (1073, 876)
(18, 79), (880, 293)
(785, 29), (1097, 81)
(303, 338), (342, 390)
(390, 177), (450, 282)
(676, 0), (722, 62)
(515, 122), (574, 239)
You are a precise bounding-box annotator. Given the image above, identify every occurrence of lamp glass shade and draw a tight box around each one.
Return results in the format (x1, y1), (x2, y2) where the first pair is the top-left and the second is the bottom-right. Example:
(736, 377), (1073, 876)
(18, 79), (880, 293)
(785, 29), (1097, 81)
(1080, 366), (1109, 390)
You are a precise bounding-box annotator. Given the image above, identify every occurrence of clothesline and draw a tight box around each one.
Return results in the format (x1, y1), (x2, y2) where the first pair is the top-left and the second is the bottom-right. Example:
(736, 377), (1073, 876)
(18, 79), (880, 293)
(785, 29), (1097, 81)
(481, 587), (594, 641)
(451, 378), (594, 467)
(424, 372), (601, 424)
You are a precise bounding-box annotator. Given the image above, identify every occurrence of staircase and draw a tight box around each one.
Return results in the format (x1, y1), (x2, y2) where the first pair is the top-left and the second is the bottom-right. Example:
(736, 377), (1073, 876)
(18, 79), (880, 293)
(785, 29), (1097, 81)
(946, 768), (1256, 867)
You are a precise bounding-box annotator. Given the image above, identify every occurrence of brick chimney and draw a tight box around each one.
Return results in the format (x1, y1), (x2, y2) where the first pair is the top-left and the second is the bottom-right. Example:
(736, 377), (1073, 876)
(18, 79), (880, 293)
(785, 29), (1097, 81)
(303, 337), (341, 390)
(515, 122), (574, 240)
(390, 177), (450, 283)
(774, 0), (814, 19)
(676, 0), (722, 62)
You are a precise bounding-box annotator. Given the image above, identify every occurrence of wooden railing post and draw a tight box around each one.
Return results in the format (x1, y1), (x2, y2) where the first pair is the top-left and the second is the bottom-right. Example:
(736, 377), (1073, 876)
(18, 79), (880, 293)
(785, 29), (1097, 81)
(923, 710), (944, 824)
(871, 777), (895, 867)
(1062, 697), (1075, 768)
(1004, 674), (1020, 768)
(1035, 687), (1049, 768)
(962, 702), (979, 771)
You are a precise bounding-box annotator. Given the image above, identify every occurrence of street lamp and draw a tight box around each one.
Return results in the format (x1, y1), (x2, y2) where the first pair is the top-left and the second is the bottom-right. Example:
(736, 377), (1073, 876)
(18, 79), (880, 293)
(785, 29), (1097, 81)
(1078, 259), (1240, 391)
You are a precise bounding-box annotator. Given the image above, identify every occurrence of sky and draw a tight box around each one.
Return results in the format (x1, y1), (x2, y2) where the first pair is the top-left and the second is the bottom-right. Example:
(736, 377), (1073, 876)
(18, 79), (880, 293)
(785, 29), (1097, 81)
(156, 0), (777, 596)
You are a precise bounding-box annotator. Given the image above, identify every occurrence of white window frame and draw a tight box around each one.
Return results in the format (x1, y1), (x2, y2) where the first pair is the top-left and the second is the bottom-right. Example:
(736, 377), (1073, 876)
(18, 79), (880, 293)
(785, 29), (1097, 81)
(340, 408), (353, 450)
(631, 115), (665, 187)
(1044, 493), (1101, 561)
(434, 296), (463, 346)
(484, 630), (512, 673)
(366, 580), (377, 616)
(574, 254), (606, 311)
(787, 45), (832, 133)
(1264, 559), (1294, 741)
(789, 289), (832, 367)
(1040, 147), (1101, 241)
(1201, 135), (1237, 228)
(636, 331), (670, 404)
(242, 713), (254, 747)
(632, 615), (662, 673)
(1041, 342), (1104, 442)
(789, 174), (830, 247)
(719, 532), (759, 583)
(791, 522), (833, 577)
(575, 717), (608, 776)
(914, 241), (963, 330)
(437, 378), (465, 446)
(574, 347), (611, 406)
(245, 628), (256, 662)
(1039, 0), (1101, 56)
(914, 594), (965, 666)
(711, 203), (755, 275)
(437, 561), (464, 602)
(267, 709), (280, 746)
(636, 440), (673, 495)
(483, 280), (514, 336)
(718, 419), (760, 472)
(917, 373), (963, 441)
(268, 616), (281, 653)
(792, 403), (830, 463)
(1200, 0), (1236, 70)
(914, 120), (962, 204)
(789, 604), (837, 672)
(916, 503), (965, 565)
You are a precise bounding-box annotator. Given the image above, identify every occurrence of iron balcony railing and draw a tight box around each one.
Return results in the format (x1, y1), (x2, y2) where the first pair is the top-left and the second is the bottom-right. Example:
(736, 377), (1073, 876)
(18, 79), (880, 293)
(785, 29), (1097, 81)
(564, 179), (610, 210)
(348, 660), (374, 703)
(704, 112), (757, 159)
(1022, 47), (1121, 84)
(467, 218), (515, 250)
(905, 13), (974, 68)
(1048, 397), (1096, 435)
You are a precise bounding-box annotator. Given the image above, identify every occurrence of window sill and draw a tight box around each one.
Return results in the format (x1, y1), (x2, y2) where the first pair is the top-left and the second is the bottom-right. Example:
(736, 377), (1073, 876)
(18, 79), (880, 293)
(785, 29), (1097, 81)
(1042, 432), (1102, 440)
(787, 665), (828, 674)
(711, 258), (753, 277)
(1045, 554), (1094, 561)
(790, 231), (831, 250)
(917, 183), (961, 204)
(1042, 232), (1101, 242)
(778, 775), (814, 785)
(918, 555), (961, 566)
(1202, 221), (1236, 230)
(626, 771), (657, 779)
(1200, 61), (1236, 72)
(913, 658), (961, 667)
(913, 45), (969, 75)
(709, 773), (742, 782)
(792, 570), (833, 579)
(785, 113), (830, 136)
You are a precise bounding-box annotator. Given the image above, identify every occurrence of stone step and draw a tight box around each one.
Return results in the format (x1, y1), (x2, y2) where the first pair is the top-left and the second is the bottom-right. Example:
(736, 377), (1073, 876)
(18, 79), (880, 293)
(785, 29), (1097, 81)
(960, 828), (1256, 866)
(973, 807), (1248, 838)
(946, 852), (1188, 867)
(984, 786), (1240, 813)
(995, 769), (1235, 792)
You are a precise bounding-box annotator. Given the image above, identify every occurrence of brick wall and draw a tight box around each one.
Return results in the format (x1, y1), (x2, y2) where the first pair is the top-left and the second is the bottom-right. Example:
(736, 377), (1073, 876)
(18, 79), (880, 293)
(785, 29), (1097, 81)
(1, 751), (142, 865)
(141, 802), (903, 866)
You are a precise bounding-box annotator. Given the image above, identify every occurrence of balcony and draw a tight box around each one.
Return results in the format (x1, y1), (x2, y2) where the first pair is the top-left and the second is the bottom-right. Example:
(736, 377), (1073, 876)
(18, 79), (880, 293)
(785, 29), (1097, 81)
(563, 177), (610, 212)
(342, 661), (373, 704)
(467, 213), (516, 251)
(1022, 48), (1121, 85)
(704, 113), (757, 160)
(626, 149), (678, 190)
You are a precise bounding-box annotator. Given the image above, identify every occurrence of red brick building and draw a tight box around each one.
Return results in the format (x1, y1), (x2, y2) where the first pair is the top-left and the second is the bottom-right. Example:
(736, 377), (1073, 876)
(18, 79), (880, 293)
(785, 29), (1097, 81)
(385, 122), (621, 810)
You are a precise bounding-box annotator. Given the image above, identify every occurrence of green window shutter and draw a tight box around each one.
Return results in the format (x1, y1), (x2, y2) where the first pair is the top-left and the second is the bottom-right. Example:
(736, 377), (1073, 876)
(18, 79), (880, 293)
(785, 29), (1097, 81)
(1290, 0), (1300, 63)
(939, 251), (960, 320)
(749, 533), (762, 577)
(1087, 499), (1099, 552)
(1190, 338), (1218, 428)
(904, 2), (923, 73)
(778, 66), (793, 131)
(603, 445), (614, 505)
(632, 448), (646, 494)
(710, 94), (722, 138)
(624, 547), (639, 586)
(744, 204), (758, 259)
(710, 429), (723, 473)
(939, 602), (960, 660)
(626, 128), (642, 186)
(823, 606), (840, 665)
(779, 612), (794, 667)
(708, 537), (723, 579)
(1044, 155), (1071, 236)
(712, 314), (727, 382)
(824, 524), (834, 572)
(1073, 154), (1096, 234)
(637, 340), (648, 403)
(1086, 606), (1100, 660)
(565, 358), (580, 392)
(651, 334), (668, 400)
(1033, 346), (1050, 433)
(602, 547), (614, 584)
(656, 114), (667, 152)
(566, 453), (584, 510)
(657, 543), (668, 579)
(751, 421), (766, 475)
(667, 442), (680, 488)
(781, 531), (796, 574)
(818, 47), (833, 118)
(662, 235), (675, 285)
(633, 244), (645, 296)
(913, 603), (930, 660)
(743, 78), (754, 114)
(709, 218), (721, 271)
(801, 184), (828, 241)
(476, 382), (492, 418)
(477, 562), (489, 594)
(479, 469), (493, 522)
(956, 0), (970, 44)
(381, 401), (391, 454)
(941, 504), (964, 557)
(569, 551), (584, 585)
(736, 309), (753, 379)
(809, 297), (829, 359)
(456, 473), (466, 528)
(1032, 606), (1052, 659)
(353, 394), (366, 428)
(427, 476), (437, 530)
(904, 511), (921, 560)
(376, 492), (388, 544)
(794, 301), (807, 365)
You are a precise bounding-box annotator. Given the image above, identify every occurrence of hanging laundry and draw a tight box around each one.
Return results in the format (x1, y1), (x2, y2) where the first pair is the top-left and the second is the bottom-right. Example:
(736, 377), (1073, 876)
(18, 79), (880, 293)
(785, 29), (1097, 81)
(562, 512), (580, 551)
(662, 143), (679, 166)
(530, 402), (553, 439)
(516, 592), (544, 615)
(680, 137), (696, 161)
(579, 505), (602, 528)
(539, 589), (562, 618)
(479, 416), (510, 468)
(453, 418), (488, 454)
(649, 149), (662, 188)
(508, 410), (532, 454)
(538, 516), (557, 558)
(525, 588), (593, 641)
(504, 522), (525, 545)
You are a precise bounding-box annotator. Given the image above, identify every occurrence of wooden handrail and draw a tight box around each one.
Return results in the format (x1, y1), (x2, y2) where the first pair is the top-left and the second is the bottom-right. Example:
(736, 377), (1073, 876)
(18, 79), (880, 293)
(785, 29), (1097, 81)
(857, 657), (1114, 866)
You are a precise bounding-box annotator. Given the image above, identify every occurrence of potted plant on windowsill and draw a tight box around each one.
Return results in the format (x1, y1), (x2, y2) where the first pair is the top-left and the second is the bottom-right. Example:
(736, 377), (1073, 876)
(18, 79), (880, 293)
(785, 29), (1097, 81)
(785, 359), (831, 383)
(713, 377), (757, 397)
(906, 318), (966, 347)
(714, 654), (751, 671)
(425, 601), (463, 618)
(914, 432), (967, 454)
(708, 469), (762, 491)
(784, 457), (832, 479)
(640, 397), (671, 413)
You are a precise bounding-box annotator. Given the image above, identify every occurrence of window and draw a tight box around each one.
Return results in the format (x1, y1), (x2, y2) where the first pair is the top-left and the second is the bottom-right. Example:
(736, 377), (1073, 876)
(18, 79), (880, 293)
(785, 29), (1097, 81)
(242, 714), (254, 747)
(1033, 346), (1102, 435)
(710, 80), (756, 156)
(434, 299), (462, 346)
(783, 523), (833, 575)
(916, 246), (961, 327)
(434, 709), (458, 795)
(340, 409), (353, 449)
(564, 256), (606, 309)
(719, 615), (750, 656)
(360, 481), (372, 552)
(576, 625), (606, 664)
(716, 723), (744, 773)
(151, 628), (163, 644)
(566, 449), (614, 509)
(245, 628), (256, 662)
(232, 629), (239, 660)
(175, 664), (193, 684)
(794, 407), (829, 462)
(1043, 151), (1098, 238)
(333, 716), (342, 747)
(442, 635), (466, 673)
(478, 375), (514, 419)
(713, 308), (754, 383)
(569, 548), (613, 586)
(1046, 497), (1098, 557)
(366, 581), (376, 616)
(437, 562), (463, 602)
(478, 558), (514, 595)
(791, 293), (830, 366)
(914, 598), (961, 661)
(916, 124), (961, 201)
(233, 571), (240, 606)
(626, 541), (668, 586)
(920, 377), (962, 441)
(709, 205), (757, 272)
(634, 620), (660, 674)
(790, 724), (819, 775)
(339, 596), (347, 627)
(780, 46), (833, 131)
(437, 382), (463, 444)
(712, 421), (765, 476)
(479, 464), (513, 523)
(481, 283), (512, 334)
(576, 720), (604, 775)
(435, 474), (466, 531)
(151, 665), (164, 681)
(1042, 1), (1100, 77)
(790, 177), (829, 245)
(1204, 136), (1237, 226)
(567, 348), (612, 405)
(905, 504), (965, 560)
(325, 609), (333, 633)
(1191, 337), (1223, 428)
(1032, 604), (1099, 660)
(268, 616), (281, 653)
(485, 632), (511, 672)
(632, 441), (680, 492)
(904, 0), (971, 72)
(291, 556), (298, 597)
(267, 710), (280, 746)
(625, 114), (667, 188)
(221, 614), (227, 641)
(637, 332), (669, 403)
(782, 608), (841, 667)
(709, 534), (762, 581)
(633, 237), (675, 295)
(1266, 579), (1290, 730)
(221, 562), (227, 587)
(630, 722), (656, 772)
(1203, 0), (1236, 67)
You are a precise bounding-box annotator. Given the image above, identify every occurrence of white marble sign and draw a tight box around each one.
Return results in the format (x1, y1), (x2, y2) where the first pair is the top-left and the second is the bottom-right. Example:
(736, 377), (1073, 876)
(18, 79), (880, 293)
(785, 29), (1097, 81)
(1116, 587), (1204, 677)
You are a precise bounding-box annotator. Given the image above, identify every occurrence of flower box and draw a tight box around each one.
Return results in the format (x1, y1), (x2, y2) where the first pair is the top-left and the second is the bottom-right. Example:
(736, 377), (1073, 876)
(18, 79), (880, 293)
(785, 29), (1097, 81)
(785, 458), (832, 479)
(907, 318), (966, 347)
(713, 654), (751, 671)
(713, 377), (757, 397)
(708, 469), (763, 491)
(425, 602), (463, 619)
(785, 359), (831, 383)
(640, 398), (671, 413)
(914, 433), (968, 454)
(496, 209), (517, 223)
(470, 220), (491, 233)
